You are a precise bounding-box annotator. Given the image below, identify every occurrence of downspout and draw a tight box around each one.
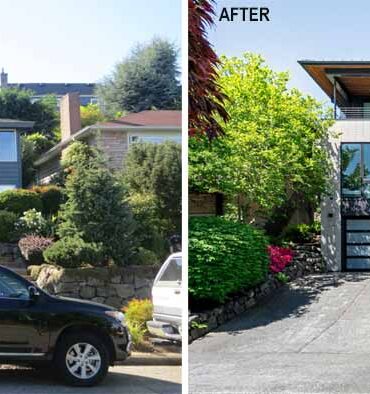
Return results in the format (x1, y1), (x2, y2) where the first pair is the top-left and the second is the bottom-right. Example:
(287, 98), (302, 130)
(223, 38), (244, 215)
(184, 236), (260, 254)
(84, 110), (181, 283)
(333, 77), (337, 120)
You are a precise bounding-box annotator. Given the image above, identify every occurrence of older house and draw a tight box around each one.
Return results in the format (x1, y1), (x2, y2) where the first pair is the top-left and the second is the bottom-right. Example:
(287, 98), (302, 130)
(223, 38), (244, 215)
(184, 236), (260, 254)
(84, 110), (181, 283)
(300, 60), (370, 271)
(34, 93), (181, 184)
(0, 119), (34, 190)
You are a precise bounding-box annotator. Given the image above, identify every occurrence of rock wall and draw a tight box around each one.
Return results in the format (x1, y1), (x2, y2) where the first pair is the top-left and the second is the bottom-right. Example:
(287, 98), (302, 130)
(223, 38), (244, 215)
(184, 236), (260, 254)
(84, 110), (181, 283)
(29, 264), (158, 309)
(189, 243), (324, 342)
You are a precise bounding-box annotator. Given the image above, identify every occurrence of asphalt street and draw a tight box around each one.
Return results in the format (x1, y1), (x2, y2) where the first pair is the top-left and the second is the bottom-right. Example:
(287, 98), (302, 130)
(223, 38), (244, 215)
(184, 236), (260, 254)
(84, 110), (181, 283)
(190, 273), (370, 393)
(0, 363), (181, 394)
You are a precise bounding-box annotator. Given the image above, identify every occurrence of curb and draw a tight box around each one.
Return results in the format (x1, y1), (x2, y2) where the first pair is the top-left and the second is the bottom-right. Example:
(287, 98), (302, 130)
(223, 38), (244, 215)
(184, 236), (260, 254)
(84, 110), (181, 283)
(119, 352), (182, 366)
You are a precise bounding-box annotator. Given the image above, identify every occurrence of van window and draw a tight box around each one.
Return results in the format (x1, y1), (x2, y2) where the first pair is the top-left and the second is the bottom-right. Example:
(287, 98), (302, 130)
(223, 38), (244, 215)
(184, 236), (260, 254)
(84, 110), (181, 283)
(158, 258), (182, 282)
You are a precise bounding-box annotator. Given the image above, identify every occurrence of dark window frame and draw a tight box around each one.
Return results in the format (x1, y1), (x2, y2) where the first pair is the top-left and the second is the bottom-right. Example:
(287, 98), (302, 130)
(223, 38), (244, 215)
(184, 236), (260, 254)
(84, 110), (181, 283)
(341, 142), (370, 198)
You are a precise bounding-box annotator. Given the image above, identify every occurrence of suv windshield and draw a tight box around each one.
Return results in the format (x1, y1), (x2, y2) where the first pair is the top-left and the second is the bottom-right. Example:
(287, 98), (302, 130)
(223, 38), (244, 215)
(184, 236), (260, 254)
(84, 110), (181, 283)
(0, 270), (29, 299)
(158, 258), (182, 283)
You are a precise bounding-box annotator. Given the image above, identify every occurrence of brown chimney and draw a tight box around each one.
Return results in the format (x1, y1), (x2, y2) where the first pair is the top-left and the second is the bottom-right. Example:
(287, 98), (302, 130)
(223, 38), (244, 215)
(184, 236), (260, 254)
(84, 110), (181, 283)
(60, 93), (81, 141)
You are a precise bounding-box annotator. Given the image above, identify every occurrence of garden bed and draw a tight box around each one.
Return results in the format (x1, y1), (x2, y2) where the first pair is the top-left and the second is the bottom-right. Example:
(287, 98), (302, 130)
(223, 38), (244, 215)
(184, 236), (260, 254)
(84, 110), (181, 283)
(189, 242), (324, 342)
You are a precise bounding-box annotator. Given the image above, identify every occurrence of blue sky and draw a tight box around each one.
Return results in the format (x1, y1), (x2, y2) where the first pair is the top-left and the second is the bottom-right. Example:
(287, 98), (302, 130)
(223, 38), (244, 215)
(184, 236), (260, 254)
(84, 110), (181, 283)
(0, 0), (181, 83)
(210, 0), (370, 104)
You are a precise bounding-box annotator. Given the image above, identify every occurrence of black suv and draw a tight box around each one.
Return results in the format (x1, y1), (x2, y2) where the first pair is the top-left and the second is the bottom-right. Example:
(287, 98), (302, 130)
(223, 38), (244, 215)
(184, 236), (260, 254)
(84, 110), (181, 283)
(0, 265), (131, 386)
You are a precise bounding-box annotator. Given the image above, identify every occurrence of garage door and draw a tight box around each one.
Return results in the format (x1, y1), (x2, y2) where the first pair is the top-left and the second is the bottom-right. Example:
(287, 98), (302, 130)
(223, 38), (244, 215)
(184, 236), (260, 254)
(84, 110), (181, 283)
(345, 219), (370, 270)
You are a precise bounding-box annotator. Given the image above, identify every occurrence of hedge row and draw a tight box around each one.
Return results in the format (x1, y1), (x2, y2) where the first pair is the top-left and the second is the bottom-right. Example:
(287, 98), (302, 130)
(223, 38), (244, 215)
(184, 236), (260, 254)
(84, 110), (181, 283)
(189, 217), (269, 304)
(0, 186), (64, 216)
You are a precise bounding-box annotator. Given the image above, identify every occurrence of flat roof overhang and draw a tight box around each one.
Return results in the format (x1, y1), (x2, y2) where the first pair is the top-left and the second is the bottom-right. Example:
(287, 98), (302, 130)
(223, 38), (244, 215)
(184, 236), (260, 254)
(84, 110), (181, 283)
(298, 60), (370, 106)
(0, 119), (34, 129)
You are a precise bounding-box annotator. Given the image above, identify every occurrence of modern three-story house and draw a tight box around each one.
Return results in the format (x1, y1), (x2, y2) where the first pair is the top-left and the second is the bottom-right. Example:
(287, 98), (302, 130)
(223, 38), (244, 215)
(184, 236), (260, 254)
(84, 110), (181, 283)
(300, 60), (370, 272)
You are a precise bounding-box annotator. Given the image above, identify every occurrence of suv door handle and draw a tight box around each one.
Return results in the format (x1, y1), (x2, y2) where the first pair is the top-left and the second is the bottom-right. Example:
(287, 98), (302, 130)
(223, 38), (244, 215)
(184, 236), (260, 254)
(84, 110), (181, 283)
(174, 289), (181, 294)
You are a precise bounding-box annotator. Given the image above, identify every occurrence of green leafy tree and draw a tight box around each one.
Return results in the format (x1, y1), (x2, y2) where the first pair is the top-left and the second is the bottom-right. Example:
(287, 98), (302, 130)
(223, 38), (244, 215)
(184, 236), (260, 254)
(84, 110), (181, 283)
(97, 38), (181, 115)
(58, 142), (137, 265)
(189, 53), (334, 221)
(80, 103), (106, 128)
(0, 89), (58, 138)
(21, 133), (54, 186)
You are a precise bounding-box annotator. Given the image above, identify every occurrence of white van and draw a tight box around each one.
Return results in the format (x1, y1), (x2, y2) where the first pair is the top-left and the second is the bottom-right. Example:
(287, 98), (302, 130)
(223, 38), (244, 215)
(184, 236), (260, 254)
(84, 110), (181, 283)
(147, 253), (182, 342)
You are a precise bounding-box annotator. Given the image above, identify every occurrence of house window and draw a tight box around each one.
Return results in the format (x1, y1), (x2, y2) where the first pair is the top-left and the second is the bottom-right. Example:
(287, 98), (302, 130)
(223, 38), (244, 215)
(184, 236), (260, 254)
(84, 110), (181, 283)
(341, 143), (370, 198)
(0, 185), (16, 192)
(0, 131), (17, 162)
(129, 135), (181, 144)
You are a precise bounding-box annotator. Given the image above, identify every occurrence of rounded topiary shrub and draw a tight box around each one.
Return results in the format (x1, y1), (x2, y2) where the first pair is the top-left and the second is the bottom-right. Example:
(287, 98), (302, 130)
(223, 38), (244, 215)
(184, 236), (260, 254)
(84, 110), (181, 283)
(0, 189), (43, 215)
(0, 210), (19, 242)
(189, 217), (269, 306)
(31, 185), (65, 216)
(43, 237), (105, 268)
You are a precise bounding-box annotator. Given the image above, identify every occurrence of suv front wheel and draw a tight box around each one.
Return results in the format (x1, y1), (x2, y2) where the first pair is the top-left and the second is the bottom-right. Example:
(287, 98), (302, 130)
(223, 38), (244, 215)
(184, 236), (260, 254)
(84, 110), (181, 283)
(55, 333), (110, 386)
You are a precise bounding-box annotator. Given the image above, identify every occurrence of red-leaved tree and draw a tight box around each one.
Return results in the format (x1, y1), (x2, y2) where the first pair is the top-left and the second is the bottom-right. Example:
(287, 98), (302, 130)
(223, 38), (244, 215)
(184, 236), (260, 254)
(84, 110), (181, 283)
(188, 0), (229, 139)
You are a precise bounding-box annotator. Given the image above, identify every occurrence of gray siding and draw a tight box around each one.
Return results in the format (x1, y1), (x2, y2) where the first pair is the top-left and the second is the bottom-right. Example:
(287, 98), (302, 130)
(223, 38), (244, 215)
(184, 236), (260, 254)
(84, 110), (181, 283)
(0, 131), (21, 188)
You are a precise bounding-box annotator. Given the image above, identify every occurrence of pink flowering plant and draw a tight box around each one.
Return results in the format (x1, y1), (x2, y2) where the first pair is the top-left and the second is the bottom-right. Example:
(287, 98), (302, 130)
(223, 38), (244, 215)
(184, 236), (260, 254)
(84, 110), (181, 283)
(268, 245), (294, 273)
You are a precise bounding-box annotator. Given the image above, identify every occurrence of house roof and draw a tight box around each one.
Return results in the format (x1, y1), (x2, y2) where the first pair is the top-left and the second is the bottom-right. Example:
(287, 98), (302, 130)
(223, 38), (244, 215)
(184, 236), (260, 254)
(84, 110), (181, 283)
(0, 119), (34, 129)
(298, 60), (370, 106)
(98, 110), (182, 127)
(8, 83), (96, 96)
(34, 110), (181, 167)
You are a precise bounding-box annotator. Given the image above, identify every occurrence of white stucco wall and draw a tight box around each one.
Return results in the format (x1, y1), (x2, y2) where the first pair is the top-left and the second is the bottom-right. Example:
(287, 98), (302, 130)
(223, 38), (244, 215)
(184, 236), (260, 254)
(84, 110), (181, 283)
(321, 120), (370, 271)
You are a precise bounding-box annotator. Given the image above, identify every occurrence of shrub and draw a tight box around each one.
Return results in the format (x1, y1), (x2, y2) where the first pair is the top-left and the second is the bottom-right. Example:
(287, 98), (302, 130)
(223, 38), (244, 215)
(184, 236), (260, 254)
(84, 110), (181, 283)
(58, 142), (137, 265)
(18, 235), (53, 265)
(189, 217), (269, 304)
(0, 189), (42, 215)
(283, 221), (320, 244)
(123, 299), (153, 347)
(31, 185), (65, 216)
(15, 209), (55, 237)
(0, 211), (19, 242)
(123, 298), (153, 326)
(123, 141), (182, 236)
(131, 247), (160, 265)
(43, 237), (105, 268)
(268, 245), (294, 273)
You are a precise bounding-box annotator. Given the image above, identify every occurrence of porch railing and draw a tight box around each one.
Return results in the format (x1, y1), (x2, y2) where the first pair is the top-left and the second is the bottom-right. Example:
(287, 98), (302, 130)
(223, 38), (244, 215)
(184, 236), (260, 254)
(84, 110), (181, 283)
(336, 107), (370, 120)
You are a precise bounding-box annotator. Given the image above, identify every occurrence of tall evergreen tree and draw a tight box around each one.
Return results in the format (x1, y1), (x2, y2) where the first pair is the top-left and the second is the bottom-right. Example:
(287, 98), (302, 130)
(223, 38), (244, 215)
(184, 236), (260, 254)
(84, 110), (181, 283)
(96, 38), (181, 115)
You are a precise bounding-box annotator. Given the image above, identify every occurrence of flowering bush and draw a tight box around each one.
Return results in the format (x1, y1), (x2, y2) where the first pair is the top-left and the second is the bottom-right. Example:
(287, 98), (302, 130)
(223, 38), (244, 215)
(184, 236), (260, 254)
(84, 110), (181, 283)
(18, 235), (54, 265)
(15, 209), (54, 237)
(268, 245), (294, 273)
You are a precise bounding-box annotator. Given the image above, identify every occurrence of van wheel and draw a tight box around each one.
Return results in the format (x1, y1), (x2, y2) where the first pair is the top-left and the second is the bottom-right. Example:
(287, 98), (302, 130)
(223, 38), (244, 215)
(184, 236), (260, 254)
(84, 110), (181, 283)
(55, 333), (109, 386)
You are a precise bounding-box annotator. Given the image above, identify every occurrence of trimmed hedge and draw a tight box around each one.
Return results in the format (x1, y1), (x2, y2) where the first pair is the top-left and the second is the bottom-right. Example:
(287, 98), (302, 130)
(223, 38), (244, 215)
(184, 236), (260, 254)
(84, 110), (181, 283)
(0, 210), (19, 242)
(31, 185), (65, 216)
(189, 217), (269, 304)
(0, 189), (42, 215)
(43, 237), (105, 268)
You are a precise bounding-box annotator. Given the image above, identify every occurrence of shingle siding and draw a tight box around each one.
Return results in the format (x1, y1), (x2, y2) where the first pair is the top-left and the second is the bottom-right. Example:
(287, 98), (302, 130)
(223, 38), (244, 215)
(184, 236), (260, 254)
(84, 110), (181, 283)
(89, 130), (129, 170)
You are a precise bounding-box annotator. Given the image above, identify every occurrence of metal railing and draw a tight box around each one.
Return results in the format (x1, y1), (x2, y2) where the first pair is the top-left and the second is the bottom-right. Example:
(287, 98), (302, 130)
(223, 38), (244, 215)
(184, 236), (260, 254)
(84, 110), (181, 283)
(336, 107), (370, 120)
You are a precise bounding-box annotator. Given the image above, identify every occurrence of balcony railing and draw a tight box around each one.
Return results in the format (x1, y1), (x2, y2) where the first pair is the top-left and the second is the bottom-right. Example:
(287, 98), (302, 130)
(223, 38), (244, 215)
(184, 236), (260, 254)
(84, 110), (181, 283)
(336, 107), (370, 120)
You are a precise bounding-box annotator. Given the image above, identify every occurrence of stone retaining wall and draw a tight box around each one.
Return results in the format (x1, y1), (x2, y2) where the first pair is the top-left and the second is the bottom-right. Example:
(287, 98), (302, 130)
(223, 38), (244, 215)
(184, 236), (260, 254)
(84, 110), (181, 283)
(28, 264), (158, 309)
(189, 243), (324, 342)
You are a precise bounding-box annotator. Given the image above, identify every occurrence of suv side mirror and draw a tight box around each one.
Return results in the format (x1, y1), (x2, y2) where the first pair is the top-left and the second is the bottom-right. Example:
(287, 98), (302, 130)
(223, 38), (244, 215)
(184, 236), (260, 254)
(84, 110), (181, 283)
(28, 286), (40, 300)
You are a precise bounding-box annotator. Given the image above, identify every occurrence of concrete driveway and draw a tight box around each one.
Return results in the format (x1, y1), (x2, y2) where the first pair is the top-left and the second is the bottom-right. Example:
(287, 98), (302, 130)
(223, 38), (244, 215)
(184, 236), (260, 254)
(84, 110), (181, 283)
(0, 364), (181, 393)
(190, 273), (370, 393)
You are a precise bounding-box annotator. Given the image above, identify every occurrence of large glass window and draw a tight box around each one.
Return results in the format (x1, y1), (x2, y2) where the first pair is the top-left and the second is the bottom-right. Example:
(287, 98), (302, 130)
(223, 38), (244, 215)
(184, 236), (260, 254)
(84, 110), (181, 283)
(342, 144), (361, 197)
(0, 131), (17, 162)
